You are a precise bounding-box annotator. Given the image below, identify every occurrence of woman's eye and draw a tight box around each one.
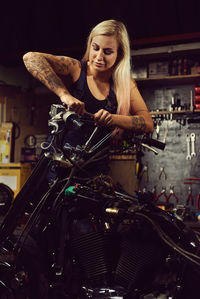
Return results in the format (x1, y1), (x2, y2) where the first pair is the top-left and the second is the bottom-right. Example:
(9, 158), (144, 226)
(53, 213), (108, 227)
(104, 49), (113, 55)
(92, 45), (99, 51)
(104, 51), (112, 55)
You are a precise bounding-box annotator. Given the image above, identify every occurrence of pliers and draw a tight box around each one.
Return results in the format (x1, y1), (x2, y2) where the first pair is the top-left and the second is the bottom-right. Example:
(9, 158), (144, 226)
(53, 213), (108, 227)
(152, 186), (158, 202)
(159, 167), (167, 180)
(139, 164), (149, 184)
(196, 193), (200, 210)
(166, 186), (179, 204)
(156, 186), (168, 202)
(186, 186), (194, 206)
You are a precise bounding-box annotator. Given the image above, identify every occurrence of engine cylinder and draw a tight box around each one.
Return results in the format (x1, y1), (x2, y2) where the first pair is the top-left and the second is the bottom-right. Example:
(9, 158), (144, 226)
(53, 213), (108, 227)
(71, 229), (119, 288)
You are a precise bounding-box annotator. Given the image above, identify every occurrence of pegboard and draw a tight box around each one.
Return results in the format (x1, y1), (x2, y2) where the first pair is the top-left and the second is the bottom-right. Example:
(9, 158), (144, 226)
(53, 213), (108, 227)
(139, 84), (200, 210)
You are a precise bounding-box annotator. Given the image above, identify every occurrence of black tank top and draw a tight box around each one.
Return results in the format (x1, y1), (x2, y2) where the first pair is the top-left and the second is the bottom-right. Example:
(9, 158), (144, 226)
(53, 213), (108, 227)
(62, 61), (118, 147)
(48, 61), (117, 180)
(68, 61), (118, 114)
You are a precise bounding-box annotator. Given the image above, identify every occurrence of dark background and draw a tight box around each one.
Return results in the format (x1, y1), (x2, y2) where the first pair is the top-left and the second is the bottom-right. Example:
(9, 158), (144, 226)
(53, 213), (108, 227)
(1, 0), (200, 66)
(0, 0), (199, 205)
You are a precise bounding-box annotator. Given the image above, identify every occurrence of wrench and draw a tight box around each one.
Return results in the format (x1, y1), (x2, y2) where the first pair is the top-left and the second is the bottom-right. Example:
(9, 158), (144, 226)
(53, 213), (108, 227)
(156, 120), (160, 140)
(186, 134), (191, 160)
(190, 133), (196, 157)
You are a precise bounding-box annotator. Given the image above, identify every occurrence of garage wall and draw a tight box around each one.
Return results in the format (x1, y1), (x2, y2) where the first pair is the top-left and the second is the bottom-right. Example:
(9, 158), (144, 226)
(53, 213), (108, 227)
(139, 84), (200, 208)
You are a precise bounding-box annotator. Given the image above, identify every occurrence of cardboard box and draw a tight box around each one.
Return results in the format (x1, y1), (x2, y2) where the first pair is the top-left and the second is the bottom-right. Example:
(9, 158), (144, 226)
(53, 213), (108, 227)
(0, 122), (14, 163)
(0, 163), (32, 198)
(109, 154), (138, 196)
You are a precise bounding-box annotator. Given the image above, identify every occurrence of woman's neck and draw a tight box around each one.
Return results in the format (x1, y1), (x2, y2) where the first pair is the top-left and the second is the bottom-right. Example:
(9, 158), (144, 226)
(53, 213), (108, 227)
(87, 62), (112, 82)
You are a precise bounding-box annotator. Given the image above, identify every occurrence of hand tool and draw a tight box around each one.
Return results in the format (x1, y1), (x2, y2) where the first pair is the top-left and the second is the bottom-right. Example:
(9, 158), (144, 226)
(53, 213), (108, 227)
(152, 186), (158, 202)
(156, 120), (160, 140)
(157, 186), (168, 202)
(166, 186), (179, 204)
(186, 186), (194, 206)
(186, 134), (191, 160)
(190, 89), (194, 112)
(196, 193), (200, 210)
(139, 164), (149, 184)
(159, 167), (167, 180)
(162, 124), (168, 143)
(190, 133), (196, 157)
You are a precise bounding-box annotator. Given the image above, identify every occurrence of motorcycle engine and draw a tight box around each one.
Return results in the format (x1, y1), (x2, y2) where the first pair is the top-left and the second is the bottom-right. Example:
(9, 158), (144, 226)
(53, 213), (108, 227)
(70, 214), (166, 298)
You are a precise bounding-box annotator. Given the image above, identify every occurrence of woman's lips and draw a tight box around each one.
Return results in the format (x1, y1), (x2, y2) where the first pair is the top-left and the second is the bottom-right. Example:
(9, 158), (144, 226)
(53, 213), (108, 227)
(94, 62), (104, 67)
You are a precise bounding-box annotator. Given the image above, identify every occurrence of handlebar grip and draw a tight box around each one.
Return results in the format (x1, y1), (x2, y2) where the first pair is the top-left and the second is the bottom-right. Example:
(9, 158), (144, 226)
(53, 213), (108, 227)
(63, 110), (84, 129)
(62, 102), (93, 118)
(143, 137), (165, 150)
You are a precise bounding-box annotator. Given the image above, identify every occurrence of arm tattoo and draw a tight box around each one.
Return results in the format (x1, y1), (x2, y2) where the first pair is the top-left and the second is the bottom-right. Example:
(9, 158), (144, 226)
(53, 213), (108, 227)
(25, 55), (78, 92)
(49, 57), (78, 74)
(131, 116), (146, 133)
(27, 62), (65, 91)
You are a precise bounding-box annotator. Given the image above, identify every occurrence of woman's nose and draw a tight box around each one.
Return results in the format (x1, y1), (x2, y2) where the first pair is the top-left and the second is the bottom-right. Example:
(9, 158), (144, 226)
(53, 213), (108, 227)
(96, 50), (104, 60)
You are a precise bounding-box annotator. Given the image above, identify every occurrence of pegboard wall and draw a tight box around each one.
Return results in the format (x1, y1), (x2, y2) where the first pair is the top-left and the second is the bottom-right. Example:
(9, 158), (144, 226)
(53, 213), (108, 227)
(139, 84), (200, 210)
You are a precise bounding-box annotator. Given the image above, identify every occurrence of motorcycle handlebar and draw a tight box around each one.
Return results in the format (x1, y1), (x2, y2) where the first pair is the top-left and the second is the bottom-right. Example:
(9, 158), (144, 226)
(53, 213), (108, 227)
(49, 104), (165, 151)
(63, 110), (84, 129)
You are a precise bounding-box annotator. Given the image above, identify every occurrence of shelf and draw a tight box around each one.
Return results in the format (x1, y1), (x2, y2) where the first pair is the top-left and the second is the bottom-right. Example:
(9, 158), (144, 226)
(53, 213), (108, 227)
(131, 41), (200, 57)
(135, 74), (200, 87)
(150, 109), (200, 115)
(150, 109), (200, 120)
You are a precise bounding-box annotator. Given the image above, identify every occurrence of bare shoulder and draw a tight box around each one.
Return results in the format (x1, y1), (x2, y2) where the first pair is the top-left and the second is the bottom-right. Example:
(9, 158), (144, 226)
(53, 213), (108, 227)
(130, 77), (138, 90)
(129, 76), (149, 114)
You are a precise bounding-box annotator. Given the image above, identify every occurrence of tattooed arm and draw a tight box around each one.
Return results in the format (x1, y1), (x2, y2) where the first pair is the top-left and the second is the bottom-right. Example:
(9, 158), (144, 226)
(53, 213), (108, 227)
(128, 79), (154, 133)
(23, 52), (85, 114)
(94, 112), (151, 133)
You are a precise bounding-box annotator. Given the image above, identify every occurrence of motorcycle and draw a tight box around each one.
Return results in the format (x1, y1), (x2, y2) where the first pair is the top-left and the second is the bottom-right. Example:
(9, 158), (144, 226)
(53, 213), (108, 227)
(0, 104), (200, 299)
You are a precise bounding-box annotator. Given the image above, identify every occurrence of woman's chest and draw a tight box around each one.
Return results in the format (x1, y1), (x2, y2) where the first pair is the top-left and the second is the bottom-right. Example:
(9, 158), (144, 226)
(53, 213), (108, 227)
(87, 76), (110, 101)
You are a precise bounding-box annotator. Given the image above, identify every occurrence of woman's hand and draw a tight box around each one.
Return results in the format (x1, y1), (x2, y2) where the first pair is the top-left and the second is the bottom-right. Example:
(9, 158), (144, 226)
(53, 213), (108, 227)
(60, 94), (85, 115)
(94, 109), (114, 126)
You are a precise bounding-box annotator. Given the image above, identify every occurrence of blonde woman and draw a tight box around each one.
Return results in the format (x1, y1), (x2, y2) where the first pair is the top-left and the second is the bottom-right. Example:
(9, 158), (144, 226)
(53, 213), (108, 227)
(23, 19), (153, 136)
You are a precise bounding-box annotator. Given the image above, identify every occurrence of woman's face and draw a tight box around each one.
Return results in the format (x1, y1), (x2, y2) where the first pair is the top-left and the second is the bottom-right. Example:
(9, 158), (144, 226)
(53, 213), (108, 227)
(88, 35), (119, 72)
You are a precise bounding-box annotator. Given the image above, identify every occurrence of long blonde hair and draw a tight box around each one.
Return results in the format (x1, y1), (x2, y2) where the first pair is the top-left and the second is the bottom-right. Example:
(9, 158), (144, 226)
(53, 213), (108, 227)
(82, 19), (131, 115)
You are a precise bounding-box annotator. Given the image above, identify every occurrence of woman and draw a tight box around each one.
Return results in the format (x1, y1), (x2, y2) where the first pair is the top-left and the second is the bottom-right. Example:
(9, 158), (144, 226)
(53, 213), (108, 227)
(23, 19), (153, 136)
(21, 21), (154, 298)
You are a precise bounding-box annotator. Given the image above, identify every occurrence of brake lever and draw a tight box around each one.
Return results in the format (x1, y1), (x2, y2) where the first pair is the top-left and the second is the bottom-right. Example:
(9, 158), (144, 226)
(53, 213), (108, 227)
(84, 127), (99, 151)
(88, 130), (114, 153)
(141, 143), (159, 155)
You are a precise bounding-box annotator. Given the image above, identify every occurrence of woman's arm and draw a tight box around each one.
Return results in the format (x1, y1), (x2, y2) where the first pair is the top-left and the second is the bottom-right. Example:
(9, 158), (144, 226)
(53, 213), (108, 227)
(121, 78), (154, 133)
(94, 79), (154, 133)
(23, 52), (85, 114)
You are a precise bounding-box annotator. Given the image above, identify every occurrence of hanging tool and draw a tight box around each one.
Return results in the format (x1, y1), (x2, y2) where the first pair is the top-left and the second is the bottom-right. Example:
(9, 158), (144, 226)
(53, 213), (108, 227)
(166, 186), (179, 204)
(139, 164), (149, 184)
(190, 89), (194, 112)
(152, 185), (158, 202)
(156, 186), (168, 202)
(156, 120), (160, 140)
(159, 167), (167, 180)
(186, 186), (194, 206)
(196, 193), (200, 210)
(162, 124), (168, 144)
(186, 134), (191, 160)
(190, 133), (196, 158)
